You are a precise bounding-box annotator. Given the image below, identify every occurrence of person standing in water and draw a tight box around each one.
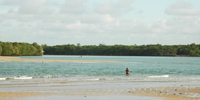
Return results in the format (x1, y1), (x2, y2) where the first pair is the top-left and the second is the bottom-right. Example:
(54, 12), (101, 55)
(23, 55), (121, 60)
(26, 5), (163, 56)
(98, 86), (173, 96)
(126, 68), (129, 74)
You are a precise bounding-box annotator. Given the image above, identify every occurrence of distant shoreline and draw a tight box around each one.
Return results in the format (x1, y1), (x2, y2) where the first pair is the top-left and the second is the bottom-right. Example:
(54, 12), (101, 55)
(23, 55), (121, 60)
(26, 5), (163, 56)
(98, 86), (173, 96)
(41, 54), (200, 57)
(43, 43), (200, 56)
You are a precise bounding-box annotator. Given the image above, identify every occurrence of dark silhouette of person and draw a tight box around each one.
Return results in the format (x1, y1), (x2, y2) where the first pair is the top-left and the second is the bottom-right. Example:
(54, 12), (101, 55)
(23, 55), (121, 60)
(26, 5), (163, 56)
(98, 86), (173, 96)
(126, 68), (129, 74)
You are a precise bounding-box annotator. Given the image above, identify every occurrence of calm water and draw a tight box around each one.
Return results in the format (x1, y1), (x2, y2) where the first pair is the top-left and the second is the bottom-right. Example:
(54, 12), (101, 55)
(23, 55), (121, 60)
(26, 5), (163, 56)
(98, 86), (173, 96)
(0, 55), (200, 82)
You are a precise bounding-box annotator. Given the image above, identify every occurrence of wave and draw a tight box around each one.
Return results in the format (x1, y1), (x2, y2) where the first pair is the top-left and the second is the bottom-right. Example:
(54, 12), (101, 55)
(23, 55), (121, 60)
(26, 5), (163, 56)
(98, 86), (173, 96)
(14, 76), (32, 80)
(52, 77), (135, 82)
(0, 76), (32, 80)
(1, 75), (200, 83)
(0, 78), (6, 80)
(36, 75), (59, 78)
(0, 76), (134, 82)
(147, 75), (169, 78)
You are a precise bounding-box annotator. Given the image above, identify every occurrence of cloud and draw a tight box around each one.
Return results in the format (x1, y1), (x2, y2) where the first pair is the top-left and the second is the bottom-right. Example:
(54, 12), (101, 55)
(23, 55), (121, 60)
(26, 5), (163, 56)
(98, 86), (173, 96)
(165, 0), (200, 16)
(163, 0), (200, 35)
(2, 0), (56, 15)
(96, 0), (134, 17)
(2, 0), (20, 5)
(0, 0), (200, 45)
(155, 17), (200, 35)
(60, 0), (88, 15)
(19, 0), (53, 14)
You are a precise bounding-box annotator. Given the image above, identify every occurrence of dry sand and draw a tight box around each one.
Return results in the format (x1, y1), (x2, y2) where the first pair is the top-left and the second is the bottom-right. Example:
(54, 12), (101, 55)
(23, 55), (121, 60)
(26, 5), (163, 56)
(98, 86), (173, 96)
(0, 56), (125, 63)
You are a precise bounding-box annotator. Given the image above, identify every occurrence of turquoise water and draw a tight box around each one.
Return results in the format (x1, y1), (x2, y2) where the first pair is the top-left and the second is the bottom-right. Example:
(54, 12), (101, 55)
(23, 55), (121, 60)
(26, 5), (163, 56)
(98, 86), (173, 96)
(0, 55), (200, 82)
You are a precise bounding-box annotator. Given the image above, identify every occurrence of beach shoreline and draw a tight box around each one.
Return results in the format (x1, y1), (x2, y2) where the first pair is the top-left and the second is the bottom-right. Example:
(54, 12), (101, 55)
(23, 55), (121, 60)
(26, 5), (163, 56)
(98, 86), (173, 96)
(0, 79), (200, 100)
(0, 56), (126, 63)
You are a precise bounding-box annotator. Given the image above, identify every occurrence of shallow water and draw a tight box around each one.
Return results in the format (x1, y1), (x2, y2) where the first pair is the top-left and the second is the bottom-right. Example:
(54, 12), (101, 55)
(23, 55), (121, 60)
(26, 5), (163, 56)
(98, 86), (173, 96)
(0, 55), (200, 82)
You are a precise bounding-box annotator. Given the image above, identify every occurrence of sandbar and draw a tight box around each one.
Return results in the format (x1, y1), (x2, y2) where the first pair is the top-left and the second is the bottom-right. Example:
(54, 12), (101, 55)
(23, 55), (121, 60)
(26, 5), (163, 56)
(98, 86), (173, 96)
(0, 56), (125, 63)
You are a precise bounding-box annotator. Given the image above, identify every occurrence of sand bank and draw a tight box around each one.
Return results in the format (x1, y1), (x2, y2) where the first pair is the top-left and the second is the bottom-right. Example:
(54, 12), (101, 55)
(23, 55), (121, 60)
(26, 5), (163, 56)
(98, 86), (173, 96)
(0, 92), (50, 98)
(0, 56), (125, 63)
(131, 86), (200, 99)
(0, 80), (199, 100)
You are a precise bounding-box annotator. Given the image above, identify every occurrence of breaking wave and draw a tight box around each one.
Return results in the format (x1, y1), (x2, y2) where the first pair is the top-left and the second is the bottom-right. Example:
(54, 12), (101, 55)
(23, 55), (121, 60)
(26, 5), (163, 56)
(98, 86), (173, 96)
(147, 75), (169, 78)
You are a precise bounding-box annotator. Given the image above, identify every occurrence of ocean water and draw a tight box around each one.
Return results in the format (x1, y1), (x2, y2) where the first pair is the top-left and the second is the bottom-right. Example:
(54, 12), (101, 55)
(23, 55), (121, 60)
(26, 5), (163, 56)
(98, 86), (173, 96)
(0, 55), (200, 82)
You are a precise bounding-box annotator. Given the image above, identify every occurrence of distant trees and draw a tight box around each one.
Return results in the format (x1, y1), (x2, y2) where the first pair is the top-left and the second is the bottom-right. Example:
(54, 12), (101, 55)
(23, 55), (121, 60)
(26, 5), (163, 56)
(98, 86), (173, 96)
(2, 41), (198, 56)
(0, 41), (2, 55)
(42, 43), (200, 56)
(0, 41), (43, 56)
(177, 43), (200, 56)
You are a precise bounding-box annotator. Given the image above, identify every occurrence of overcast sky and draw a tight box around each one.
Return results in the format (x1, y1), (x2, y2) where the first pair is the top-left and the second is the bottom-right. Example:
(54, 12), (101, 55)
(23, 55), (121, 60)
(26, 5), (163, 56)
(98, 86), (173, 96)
(0, 0), (200, 46)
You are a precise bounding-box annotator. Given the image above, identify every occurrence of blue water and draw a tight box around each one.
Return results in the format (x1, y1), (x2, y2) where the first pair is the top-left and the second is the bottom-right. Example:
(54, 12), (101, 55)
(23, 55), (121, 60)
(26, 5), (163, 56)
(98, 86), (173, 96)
(0, 55), (200, 82)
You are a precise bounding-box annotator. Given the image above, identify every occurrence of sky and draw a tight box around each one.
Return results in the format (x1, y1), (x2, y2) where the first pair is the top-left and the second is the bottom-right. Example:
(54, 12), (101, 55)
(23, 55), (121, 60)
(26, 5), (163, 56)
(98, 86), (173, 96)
(0, 0), (200, 46)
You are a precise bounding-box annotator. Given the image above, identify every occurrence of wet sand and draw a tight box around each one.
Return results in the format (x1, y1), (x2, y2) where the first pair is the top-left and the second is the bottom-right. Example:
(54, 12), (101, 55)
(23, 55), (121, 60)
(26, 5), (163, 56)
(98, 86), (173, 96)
(0, 80), (200, 100)
(0, 56), (125, 63)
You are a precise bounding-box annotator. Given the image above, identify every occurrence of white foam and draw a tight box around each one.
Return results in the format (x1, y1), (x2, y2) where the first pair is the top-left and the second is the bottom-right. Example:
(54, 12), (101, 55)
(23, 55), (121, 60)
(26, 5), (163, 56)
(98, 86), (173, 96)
(147, 75), (169, 78)
(14, 76), (32, 80)
(41, 75), (58, 78)
(0, 78), (6, 80)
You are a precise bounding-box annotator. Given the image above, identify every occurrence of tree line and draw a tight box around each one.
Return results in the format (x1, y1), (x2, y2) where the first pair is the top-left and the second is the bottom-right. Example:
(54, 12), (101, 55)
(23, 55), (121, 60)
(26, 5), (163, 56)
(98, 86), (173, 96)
(0, 41), (43, 56)
(1, 41), (199, 56)
(42, 43), (200, 56)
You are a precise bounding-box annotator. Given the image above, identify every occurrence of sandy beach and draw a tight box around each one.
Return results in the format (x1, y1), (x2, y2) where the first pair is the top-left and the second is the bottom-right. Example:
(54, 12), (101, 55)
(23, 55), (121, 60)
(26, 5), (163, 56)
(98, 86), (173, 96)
(0, 80), (200, 100)
(0, 56), (125, 63)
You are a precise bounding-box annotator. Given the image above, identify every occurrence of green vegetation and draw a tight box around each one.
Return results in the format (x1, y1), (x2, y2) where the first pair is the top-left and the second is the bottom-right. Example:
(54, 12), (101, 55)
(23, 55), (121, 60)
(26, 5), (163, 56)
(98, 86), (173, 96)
(42, 43), (200, 56)
(1, 41), (199, 56)
(0, 41), (43, 56)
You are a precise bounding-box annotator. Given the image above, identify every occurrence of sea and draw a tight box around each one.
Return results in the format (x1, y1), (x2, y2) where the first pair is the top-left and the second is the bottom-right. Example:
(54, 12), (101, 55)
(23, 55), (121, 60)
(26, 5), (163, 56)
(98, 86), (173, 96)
(0, 55), (200, 83)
